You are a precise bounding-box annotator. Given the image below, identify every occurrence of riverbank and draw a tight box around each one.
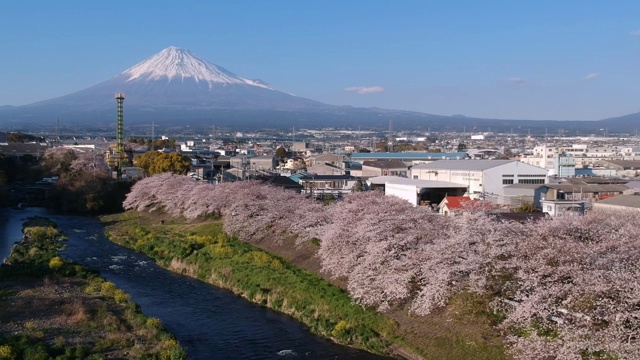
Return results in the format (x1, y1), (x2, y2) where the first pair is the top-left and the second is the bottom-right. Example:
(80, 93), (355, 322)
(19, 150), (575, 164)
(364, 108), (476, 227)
(101, 211), (508, 360)
(0, 216), (186, 359)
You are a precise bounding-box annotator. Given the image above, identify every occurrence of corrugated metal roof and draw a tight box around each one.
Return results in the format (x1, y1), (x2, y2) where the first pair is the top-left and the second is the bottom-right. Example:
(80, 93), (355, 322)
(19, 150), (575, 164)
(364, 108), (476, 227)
(412, 159), (520, 171)
(593, 194), (640, 208)
(544, 184), (630, 193)
(300, 174), (357, 180)
(368, 176), (467, 188)
(362, 160), (408, 169)
(504, 183), (546, 189)
(350, 152), (467, 160)
(599, 160), (640, 169)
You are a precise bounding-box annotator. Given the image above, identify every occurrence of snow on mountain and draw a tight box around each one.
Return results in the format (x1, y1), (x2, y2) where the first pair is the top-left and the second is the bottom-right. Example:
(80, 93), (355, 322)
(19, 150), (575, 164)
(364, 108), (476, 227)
(121, 46), (273, 89)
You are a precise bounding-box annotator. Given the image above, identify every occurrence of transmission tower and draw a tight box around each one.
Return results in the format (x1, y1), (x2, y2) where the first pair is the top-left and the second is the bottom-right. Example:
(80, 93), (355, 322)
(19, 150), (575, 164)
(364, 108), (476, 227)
(116, 93), (125, 154)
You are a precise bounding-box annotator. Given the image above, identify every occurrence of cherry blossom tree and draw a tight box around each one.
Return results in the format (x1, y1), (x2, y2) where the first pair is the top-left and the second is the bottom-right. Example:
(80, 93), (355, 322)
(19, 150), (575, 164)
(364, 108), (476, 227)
(122, 174), (640, 359)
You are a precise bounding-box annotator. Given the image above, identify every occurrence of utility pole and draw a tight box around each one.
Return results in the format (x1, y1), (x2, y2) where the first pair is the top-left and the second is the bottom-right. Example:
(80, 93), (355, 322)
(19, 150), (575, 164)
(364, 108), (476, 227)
(388, 119), (393, 153)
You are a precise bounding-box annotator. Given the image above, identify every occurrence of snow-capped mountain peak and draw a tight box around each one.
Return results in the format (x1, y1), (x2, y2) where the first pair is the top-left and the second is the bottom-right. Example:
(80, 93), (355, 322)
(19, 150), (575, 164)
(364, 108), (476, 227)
(121, 46), (273, 89)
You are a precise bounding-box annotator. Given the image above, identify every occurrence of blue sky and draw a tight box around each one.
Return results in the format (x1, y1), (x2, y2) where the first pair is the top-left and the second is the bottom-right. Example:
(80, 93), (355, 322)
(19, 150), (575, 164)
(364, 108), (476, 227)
(2, 0), (640, 120)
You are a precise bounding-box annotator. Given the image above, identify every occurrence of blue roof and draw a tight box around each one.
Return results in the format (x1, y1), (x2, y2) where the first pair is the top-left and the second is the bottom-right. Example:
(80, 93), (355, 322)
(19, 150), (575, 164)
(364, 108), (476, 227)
(289, 173), (304, 182)
(350, 152), (467, 160)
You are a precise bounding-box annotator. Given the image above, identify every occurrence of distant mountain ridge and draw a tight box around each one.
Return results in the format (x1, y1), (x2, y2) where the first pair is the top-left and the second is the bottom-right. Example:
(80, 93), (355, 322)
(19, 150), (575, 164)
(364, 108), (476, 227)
(0, 46), (638, 133)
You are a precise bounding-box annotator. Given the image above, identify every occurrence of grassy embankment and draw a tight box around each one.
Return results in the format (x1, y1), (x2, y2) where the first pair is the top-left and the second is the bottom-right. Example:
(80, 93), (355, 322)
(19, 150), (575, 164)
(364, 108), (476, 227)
(0, 216), (187, 360)
(102, 211), (509, 360)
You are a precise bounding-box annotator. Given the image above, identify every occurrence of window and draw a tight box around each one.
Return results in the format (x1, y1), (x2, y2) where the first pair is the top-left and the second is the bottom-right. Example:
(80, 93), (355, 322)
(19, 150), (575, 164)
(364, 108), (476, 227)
(502, 174), (514, 177)
(413, 175), (418, 179)
(518, 179), (545, 184)
(503, 179), (514, 185)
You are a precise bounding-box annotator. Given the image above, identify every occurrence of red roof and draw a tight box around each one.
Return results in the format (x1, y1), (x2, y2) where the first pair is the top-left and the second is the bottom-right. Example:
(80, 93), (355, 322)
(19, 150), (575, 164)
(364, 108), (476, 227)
(442, 196), (492, 210)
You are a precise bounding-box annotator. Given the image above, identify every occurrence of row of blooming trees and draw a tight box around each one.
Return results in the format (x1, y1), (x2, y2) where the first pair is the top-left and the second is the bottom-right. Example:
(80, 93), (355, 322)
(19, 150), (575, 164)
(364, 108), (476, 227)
(124, 173), (640, 359)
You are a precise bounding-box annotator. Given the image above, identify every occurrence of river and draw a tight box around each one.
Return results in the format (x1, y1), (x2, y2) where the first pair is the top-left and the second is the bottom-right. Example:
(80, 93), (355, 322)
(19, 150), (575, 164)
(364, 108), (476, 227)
(0, 208), (388, 360)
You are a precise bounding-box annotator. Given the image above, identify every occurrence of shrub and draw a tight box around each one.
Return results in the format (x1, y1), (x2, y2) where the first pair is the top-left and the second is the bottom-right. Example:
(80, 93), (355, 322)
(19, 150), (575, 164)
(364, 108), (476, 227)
(0, 345), (14, 360)
(100, 282), (117, 296)
(146, 317), (162, 329)
(331, 320), (352, 341)
(113, 289), (129, 304)
(48, 256), (64, 270)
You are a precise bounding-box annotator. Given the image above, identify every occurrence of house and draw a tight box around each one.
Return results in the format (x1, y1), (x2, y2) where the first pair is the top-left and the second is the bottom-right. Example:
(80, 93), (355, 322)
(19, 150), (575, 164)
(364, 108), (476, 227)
(438, 196), (492, 216)
(307, 153), (343, 167)
(230, 155), (278, 171)
(291, 173), (358, 199)
(348, 162), (363, 177)
(361, 160), (409, 178)
(121, 167), (144, 180)
(539, 184), (630, 202)
(541, 199), (588, 217)
(257, 175), (304, 192)
(306, 163), (345, 175)
(411, 160), (548, 205)
(368, 176), (466, 207)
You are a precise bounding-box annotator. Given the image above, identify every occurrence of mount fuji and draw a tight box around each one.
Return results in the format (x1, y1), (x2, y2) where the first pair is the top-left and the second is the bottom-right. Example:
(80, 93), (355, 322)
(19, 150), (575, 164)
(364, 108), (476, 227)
(0, 46), (490, 131)
(0, 46), (632, 132)
(17, 47), (329, 114)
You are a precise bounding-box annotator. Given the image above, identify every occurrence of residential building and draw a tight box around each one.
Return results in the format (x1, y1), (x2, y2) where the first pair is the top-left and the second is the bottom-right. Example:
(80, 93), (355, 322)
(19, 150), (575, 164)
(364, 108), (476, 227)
(541, 199), (588, 217)
(438, 196), (492, 216)
(230, 155), (278, 171)
(307, 153), (343, 167)
(290, 173), (358, 199)
(519, 145), (575, 177)
(539, 184), (630, 202)
(306, 163), (345, 175)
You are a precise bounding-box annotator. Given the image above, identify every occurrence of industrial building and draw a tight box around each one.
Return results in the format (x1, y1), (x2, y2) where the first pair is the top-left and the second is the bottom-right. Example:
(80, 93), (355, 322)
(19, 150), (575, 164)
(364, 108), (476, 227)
(367, 176), (466, 207)
(410, 160), (548, 204)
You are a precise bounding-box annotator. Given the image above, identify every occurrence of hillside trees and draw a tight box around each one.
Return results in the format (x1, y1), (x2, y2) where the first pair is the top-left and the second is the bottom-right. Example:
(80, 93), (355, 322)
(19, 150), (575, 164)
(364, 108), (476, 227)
(6, 132), (44, 143)
(41, 147), (128, 213)
(123, 175), (640, 360)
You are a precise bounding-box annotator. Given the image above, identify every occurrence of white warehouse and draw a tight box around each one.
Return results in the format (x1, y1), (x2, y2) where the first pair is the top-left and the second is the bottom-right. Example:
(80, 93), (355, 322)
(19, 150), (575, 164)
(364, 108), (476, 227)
(410, 160), (548, 204)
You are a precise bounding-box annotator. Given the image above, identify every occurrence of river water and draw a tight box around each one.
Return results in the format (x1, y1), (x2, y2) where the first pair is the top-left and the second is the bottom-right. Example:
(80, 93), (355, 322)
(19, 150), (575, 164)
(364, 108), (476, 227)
(0, 208), (388, 360)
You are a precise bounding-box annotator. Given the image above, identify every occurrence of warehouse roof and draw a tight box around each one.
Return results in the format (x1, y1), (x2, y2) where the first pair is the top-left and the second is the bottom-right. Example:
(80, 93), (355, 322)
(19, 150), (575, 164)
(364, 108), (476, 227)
(412, 159), (524, 171)
(350, 152), (467, 160)
(369, 176), (467, 189)
(593, 194), (640, 209)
